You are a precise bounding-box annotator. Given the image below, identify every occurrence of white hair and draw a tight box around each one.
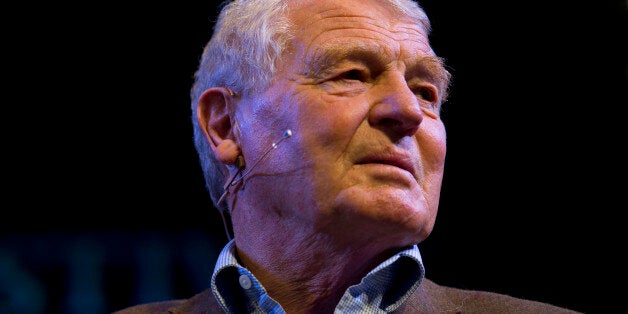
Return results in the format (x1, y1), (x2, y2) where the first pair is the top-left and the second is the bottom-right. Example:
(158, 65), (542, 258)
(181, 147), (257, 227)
(190, 0), (441, 213)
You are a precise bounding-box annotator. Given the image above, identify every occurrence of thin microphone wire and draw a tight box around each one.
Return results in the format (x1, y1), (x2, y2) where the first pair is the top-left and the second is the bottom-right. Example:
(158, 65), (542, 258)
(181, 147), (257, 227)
(229, 129), (292, 188)
(216, 129), (293, 241)
(217, 129), (293, 206)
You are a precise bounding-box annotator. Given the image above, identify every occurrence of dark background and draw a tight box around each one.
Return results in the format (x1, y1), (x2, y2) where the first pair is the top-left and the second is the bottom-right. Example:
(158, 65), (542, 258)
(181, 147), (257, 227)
(4, 1), (626, 313)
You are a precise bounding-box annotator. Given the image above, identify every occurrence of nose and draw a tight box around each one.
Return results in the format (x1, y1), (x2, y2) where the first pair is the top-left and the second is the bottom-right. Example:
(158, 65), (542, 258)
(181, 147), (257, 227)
(368, 73), (423, 138)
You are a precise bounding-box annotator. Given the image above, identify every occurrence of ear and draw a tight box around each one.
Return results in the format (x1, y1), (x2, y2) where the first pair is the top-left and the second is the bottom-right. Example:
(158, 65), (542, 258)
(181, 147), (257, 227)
(197, 87), (241, 165)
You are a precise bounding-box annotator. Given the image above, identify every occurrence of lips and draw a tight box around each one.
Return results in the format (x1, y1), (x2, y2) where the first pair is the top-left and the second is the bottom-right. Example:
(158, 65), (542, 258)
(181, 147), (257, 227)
(356, 150), (416, 178)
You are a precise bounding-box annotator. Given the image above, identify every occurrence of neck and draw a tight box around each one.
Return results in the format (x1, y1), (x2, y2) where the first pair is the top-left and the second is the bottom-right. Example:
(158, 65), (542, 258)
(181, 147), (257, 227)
(233, 221), (405, 313)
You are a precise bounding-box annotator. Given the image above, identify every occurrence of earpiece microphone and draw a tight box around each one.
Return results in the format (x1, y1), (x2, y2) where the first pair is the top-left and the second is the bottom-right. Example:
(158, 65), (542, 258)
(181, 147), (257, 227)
(232, 129), (292, 186)
(217, 129), (293, 206)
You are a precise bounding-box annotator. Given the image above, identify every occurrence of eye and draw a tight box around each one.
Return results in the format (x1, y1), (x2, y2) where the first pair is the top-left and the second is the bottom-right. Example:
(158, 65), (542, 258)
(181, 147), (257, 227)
(415, 85), (438, 103)
(337, 69), (365, 81)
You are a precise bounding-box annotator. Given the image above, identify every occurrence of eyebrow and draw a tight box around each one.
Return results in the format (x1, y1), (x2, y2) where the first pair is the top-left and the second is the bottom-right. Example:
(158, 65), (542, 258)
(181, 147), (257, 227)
(410, 55), (451, 99)
(307, 42), (383, 76)
(307, 44), (451, 98)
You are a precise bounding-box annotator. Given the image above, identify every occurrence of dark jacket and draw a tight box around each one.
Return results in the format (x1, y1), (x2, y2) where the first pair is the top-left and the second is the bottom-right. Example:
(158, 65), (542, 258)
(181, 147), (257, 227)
(113, 278), (579, 313)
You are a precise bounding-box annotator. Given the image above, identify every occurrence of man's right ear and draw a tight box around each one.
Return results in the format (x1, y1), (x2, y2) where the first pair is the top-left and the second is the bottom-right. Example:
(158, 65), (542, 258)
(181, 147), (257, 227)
(197, 87), (241, 166)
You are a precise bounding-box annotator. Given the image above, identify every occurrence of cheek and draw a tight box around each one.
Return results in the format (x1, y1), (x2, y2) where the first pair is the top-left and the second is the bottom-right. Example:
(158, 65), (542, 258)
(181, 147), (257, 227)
(417, 120), (447, 208)
(418, 119), (447, 167)
(295, 95), (366, 157)
(289, 96), (367, 209)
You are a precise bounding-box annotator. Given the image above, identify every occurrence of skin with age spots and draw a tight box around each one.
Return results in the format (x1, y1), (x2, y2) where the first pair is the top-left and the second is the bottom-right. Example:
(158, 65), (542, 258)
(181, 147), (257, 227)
(227, 0), (448, 312)
(114, 1), (581, 313)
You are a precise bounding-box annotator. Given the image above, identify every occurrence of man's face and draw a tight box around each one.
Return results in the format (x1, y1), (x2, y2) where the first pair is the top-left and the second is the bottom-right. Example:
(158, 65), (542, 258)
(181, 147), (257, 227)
(234, 0), (448, 246)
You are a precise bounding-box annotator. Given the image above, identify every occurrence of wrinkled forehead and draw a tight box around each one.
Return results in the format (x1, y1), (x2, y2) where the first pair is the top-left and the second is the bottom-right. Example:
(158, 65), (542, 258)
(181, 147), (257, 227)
(288, 0), (396, 20)
(287, 0), (427, 33)
(283, 0), (433, 71)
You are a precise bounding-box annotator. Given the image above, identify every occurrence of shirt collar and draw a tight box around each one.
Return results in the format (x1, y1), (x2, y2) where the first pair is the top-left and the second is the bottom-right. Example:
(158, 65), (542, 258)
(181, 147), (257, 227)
(211, 239), (283, 313)
(211, 239), (425, 313)
(336, 244), (425, 313)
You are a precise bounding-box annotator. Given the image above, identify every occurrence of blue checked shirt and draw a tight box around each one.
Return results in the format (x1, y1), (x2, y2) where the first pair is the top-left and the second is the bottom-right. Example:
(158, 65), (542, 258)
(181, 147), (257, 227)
(211, 239), (425, 313)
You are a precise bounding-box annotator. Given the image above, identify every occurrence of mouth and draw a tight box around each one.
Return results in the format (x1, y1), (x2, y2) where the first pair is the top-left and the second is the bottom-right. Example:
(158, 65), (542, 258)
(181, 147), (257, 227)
(356, 151), (416, 178)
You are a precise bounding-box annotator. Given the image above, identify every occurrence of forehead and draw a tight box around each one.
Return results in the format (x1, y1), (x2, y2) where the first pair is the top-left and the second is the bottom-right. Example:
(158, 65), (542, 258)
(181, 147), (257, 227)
(286, 0), (432, 66)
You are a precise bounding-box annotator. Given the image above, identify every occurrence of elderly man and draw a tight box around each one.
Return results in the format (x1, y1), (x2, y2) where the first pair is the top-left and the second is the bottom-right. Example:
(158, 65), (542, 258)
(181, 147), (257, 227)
(115, 0), (579, 313)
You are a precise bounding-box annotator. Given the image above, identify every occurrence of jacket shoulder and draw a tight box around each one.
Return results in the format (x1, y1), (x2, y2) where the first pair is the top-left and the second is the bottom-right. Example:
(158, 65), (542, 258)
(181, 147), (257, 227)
(112, 300), (186, 314)
(112, 288), (223, 314)
(398, 278), (581, 313)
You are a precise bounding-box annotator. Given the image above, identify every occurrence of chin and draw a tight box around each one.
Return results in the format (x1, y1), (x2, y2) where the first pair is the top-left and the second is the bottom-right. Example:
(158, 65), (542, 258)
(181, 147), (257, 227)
(382, 217), (435, 250)
(333, 187), (436, 243)
(387, 207), (434, 243)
